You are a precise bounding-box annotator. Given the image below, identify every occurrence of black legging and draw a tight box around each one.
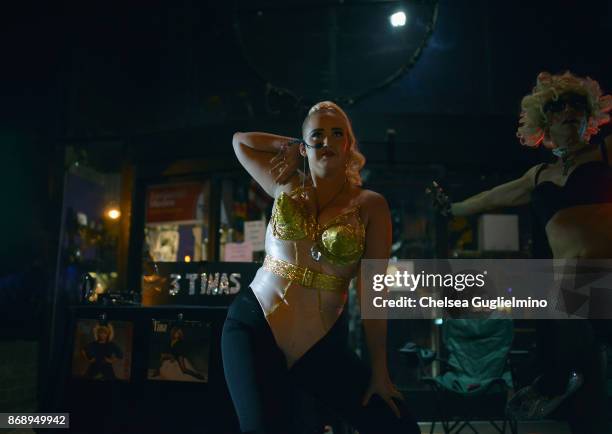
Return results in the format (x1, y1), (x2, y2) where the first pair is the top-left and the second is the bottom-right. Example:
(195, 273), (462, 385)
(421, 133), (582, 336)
(221, 287), (421, 434)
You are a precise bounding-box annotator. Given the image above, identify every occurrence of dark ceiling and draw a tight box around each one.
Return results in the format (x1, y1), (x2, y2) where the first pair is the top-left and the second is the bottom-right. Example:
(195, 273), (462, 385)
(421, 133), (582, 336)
(1, 0), (611, 273)
(2, 0), (611, 153)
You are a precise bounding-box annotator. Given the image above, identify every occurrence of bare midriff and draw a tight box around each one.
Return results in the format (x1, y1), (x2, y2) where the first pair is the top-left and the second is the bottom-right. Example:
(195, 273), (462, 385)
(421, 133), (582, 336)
(545, 203), (612, 258)
(250, 222), (360, 368)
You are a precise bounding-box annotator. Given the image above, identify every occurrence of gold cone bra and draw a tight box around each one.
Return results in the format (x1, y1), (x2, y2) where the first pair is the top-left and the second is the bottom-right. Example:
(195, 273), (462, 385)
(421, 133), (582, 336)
(270, 186), (365, 266)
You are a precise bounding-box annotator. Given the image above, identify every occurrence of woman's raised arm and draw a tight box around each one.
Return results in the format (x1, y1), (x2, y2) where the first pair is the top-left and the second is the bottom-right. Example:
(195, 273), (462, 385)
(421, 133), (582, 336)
(232, 132), (302, 197)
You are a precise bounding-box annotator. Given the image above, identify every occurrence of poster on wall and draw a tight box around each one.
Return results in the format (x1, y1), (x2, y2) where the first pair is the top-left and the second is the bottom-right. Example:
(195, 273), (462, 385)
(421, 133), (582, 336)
(224, 241), (253, 262)
(147, 319), (212, 383)
(244, 219), (266, 251)
(71, 319), (133, 381)
(146, 183), (206, 224)
(145, 225), (180, 262)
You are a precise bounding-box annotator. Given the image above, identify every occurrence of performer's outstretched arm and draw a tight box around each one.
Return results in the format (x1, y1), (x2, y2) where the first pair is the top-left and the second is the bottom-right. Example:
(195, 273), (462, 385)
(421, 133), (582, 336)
(357, 191), (404, 418)
(232, 132), (302, 197)
(450, 165), (540, 216)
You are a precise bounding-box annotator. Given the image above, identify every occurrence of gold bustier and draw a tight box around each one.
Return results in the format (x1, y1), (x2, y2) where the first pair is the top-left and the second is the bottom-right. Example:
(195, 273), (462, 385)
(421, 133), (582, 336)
(270, 187), (365, 265)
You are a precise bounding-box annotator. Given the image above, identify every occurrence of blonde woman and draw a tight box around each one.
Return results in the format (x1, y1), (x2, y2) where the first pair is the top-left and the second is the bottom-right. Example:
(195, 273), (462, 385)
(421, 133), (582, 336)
(222, 102), (420, 434)
(81, 324), (123, 380)
(430, 71), (612, 433)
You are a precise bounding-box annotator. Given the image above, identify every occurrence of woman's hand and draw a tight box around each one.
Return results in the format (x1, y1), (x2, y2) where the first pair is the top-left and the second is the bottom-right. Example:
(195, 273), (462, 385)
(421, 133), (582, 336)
(426, 181), (453, 217)
(269, 140), (301, 184)
(362, 369), (405, 418)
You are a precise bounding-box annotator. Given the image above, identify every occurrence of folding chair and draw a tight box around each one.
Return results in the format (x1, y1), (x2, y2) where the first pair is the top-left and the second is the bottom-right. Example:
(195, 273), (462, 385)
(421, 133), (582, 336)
(419, 319), (517, 434)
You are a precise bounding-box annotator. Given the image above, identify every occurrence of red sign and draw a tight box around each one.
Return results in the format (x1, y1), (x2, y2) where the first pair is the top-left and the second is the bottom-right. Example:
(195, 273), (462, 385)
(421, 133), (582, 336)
(146, 183), (203, 223)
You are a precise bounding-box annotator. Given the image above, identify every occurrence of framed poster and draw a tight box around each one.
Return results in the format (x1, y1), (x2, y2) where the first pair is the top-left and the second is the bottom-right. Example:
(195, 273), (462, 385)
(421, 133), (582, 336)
(71, 319), (133, 381)
(147, 319), (212, 383)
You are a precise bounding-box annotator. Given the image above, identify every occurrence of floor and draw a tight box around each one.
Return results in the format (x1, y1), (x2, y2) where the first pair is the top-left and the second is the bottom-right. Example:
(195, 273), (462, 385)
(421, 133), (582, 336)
(329, 421), (573, 434)
(2, 421), (573, 434)
(418, 421), (571, 434)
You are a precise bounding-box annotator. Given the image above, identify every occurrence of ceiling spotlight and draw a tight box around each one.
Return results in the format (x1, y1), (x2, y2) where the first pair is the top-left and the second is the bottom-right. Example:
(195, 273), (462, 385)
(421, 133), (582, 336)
(390, 11), (407, 27)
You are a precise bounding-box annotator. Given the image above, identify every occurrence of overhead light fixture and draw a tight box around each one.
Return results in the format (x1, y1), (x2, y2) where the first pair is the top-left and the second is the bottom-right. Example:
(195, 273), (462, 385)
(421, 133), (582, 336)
(233, 1), (437, 104)
(390, 11), (407, 27)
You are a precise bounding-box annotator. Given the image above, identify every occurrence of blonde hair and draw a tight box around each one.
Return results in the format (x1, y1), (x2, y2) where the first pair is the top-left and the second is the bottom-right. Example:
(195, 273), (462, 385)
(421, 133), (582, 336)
(93, 324), (113, 341)
(303, 101), (366, 186)
(517, 71), (612, 148)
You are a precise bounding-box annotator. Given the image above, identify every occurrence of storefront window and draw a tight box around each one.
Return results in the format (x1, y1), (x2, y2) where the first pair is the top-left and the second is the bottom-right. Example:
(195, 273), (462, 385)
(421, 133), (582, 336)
(143, 181), (211, 263)
(218, 177), (272, 263)
(57, 148), (124, 304)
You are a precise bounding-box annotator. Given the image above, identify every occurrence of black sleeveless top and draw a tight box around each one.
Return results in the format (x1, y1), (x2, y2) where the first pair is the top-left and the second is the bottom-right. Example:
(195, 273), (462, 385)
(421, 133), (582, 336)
(531, 143), (612, 226)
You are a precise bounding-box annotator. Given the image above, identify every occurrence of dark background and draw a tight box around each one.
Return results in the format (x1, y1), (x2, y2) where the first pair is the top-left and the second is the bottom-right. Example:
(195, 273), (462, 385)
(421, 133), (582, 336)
(1, 0), (611, 429)
(0, 0), (611, 349)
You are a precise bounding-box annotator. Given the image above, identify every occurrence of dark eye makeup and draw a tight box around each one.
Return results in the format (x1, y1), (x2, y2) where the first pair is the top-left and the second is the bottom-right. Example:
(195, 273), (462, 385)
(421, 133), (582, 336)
(543, 93), (589, 114)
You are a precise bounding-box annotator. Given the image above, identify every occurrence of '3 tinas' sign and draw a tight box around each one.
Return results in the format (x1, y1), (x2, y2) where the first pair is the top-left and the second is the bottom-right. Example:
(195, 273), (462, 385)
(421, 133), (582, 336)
(142, 262), (260, 306)
(168, 272), (242, 296)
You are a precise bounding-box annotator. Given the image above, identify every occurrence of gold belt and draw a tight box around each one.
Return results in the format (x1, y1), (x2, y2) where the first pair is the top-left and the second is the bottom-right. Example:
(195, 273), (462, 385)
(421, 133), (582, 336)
(263, 256), (348, 292)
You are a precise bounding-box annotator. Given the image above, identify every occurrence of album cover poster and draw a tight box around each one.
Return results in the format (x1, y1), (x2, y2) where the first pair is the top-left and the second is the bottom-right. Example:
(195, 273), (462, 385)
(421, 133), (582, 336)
(147, 320), (211, 383)
(71, 319), (133, 381)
